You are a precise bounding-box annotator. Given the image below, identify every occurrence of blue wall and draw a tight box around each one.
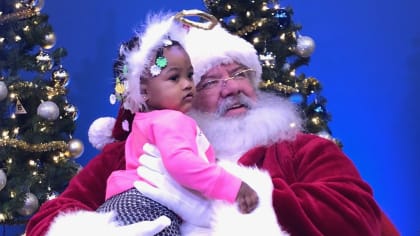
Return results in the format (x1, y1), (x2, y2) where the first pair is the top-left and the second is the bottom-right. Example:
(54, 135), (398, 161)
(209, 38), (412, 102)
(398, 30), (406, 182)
(13, 1), (415, 235)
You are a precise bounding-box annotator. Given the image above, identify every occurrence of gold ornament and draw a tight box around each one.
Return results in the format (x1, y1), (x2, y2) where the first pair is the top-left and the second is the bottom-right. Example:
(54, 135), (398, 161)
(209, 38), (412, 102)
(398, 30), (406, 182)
(63, 104), (78, 121)
(51, 66), (70, 88)
(35, 50), (53, 72)
(17, 193), (39, 216)
(302, 77), (321, 93)
(42, 32), (56, 49)
(67, 139), (84, 159)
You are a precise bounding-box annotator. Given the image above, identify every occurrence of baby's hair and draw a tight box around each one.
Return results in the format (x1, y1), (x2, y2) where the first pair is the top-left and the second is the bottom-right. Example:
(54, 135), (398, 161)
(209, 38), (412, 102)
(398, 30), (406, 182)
(112, 36), (183, 79)
(113, 36), (139, 79)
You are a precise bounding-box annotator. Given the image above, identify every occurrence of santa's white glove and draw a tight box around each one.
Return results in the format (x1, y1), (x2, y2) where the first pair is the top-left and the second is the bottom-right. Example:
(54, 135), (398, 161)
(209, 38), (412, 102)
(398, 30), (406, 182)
(46, 211), (171, 236)
(134, 143), (213, 228)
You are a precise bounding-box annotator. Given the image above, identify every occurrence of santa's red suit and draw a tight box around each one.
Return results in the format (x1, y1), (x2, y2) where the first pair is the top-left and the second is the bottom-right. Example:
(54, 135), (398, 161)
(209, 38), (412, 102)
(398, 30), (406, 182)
(25, 94), (399, 236)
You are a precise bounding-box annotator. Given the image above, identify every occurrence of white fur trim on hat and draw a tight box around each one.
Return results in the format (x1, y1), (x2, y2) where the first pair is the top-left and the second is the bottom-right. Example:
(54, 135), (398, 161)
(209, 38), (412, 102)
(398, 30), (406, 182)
(88, 117), (116, 150)
(122, 12), (190, 113)
(184, 24), (262, 87)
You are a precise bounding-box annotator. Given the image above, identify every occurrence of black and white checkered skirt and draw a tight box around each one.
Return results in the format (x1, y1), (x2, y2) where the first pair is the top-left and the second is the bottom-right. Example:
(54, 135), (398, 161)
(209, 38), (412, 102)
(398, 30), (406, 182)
(97, 188), (182, 235)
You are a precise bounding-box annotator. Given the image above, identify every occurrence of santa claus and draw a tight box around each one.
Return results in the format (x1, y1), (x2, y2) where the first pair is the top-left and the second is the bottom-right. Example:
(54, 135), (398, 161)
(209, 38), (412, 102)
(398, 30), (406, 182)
(26, 9), (398, 236)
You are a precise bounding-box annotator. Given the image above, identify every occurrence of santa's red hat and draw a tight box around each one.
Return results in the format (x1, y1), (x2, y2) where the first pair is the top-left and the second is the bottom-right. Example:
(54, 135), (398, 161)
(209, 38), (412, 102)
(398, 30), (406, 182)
(184, 24), (262, 88)
(88, 106), (134, 150)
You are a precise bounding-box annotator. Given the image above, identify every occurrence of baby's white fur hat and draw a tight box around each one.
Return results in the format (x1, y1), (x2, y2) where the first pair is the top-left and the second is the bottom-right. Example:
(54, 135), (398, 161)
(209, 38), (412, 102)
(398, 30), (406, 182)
(122, 12), (189, 113)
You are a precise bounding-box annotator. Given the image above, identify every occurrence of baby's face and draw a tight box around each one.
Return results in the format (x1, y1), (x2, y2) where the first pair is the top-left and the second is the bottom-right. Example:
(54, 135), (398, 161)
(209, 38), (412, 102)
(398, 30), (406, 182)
(143, 45), (195, 113)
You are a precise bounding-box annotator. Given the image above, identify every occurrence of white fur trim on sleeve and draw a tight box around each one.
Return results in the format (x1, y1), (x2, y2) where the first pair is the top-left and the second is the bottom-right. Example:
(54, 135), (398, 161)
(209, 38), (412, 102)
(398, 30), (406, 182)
(46, 210), (120, 236)
(210, 161), (290, 236)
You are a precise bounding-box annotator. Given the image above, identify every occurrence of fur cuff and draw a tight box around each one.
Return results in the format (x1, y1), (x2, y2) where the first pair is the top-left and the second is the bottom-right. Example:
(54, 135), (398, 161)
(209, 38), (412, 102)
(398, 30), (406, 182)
(46, 210), (120, 236)
(210, 161), (290, 236)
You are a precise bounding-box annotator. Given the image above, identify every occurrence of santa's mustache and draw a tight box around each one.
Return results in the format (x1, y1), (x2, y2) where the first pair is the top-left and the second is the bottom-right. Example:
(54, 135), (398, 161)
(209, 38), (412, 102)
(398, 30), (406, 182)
(215, 93), (255, 116)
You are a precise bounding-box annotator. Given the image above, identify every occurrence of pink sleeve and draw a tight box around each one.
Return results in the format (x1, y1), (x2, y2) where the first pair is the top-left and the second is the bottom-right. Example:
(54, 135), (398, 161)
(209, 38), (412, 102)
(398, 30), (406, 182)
(150, 111), (241, 203)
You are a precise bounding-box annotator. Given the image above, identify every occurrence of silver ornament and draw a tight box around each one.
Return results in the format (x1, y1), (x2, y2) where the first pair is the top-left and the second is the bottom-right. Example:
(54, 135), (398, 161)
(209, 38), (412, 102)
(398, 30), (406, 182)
(0, 81), (7, 101)
(295, 35), (315, 58)
(17, 192), (39, 216)
(68, 139), (84, 159)
(37, 101), (59, 121)
(0, 169), (6, 191)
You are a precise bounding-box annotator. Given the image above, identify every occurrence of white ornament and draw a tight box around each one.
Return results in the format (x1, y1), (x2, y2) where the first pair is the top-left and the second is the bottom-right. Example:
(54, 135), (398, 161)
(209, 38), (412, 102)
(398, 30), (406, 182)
(37, 101), (59, 121)
(295, 35), (315, 58)
(0, 81), (7, 101)
(17, 192), (39, 216)
(0, 169), (6, 191)
(109, 94), (117, 105)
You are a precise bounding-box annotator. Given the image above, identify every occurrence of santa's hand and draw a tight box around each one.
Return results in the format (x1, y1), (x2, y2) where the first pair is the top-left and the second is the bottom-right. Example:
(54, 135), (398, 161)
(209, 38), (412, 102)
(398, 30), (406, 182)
(136, 143), (212, 227)
(46, 211), (170, 236)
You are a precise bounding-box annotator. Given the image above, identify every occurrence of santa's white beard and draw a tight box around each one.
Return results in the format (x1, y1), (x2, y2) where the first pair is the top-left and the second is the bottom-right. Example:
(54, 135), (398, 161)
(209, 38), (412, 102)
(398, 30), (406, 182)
(188, 91), (302, 162)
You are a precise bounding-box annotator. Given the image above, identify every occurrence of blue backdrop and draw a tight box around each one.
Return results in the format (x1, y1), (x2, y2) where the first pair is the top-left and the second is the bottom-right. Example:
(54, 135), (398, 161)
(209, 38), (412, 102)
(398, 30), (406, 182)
(10, 1), (417, 235)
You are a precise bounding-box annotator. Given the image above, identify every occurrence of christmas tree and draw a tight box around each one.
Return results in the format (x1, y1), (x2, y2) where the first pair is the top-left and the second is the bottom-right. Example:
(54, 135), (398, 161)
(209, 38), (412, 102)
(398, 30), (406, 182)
(0, 0), (82, 225)
(204, 0), (340, 145)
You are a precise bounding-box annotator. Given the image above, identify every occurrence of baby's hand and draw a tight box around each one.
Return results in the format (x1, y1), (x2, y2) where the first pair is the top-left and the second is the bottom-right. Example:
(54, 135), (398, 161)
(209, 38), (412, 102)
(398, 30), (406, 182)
(236, 181), (259, 214)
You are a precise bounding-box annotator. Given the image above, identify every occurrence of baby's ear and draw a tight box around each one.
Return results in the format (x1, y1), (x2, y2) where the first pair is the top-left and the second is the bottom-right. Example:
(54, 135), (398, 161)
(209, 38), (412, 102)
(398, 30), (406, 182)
(140, 82), (148, 95)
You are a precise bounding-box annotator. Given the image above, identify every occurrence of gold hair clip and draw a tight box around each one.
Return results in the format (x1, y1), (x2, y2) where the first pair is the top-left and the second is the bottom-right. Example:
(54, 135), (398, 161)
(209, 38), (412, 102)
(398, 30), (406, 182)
(174, 9), (218, 30)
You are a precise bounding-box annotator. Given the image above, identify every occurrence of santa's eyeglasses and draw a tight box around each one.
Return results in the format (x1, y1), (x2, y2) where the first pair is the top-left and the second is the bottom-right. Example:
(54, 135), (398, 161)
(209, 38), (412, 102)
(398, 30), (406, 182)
(196, 68), (255, 92)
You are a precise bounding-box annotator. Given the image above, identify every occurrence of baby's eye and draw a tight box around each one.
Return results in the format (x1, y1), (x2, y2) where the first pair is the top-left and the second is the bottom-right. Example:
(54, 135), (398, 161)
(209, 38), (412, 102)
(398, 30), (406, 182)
(169, 75), (179, 81)
(188, 72), (194, 81)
